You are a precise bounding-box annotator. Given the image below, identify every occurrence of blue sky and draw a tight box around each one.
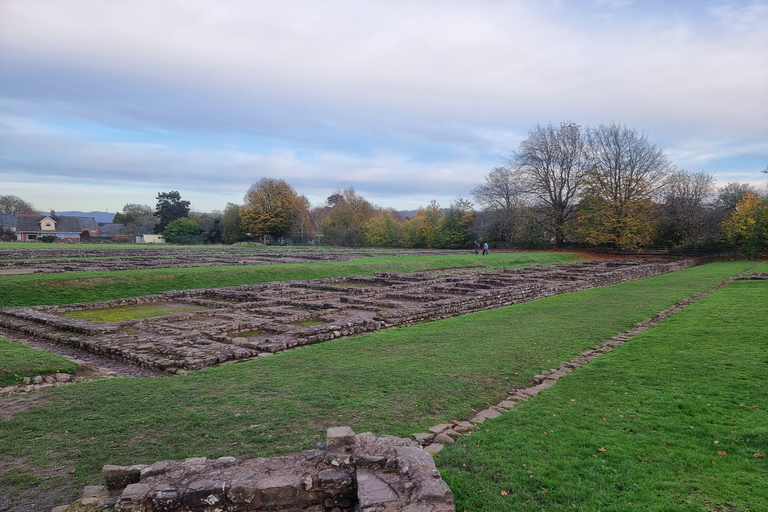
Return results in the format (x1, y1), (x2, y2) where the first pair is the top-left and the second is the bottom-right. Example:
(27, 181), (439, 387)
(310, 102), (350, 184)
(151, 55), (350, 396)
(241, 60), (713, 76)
(1, 0), (766, 213)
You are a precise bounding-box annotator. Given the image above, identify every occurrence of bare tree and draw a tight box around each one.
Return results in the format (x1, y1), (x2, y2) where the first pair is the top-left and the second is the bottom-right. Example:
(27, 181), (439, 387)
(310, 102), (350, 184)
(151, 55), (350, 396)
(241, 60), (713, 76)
(0, 195), (36, 215)
(656, 170), (715, 247)
(513, 122), (590, 245)
(471, 165), (526, 213)
(587, 123), (672, 203)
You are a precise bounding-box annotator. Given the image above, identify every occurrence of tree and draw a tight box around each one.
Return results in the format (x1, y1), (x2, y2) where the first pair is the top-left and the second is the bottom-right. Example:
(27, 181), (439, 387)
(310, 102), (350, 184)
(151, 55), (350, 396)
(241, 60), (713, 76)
(472, 165), (528, 246)
(441, 198), (476, 249)
(319, 188), (375, 246)
(205, 218), (223, 244)
(155, 192), (190, 234)
(163, 217), (202, 244)
(655, 170), (715, 247)
(363, 210), (405, 247)
(513, 122), (590, 245)
(717, 182), (758, 212)
(114, 203), (156, 236)
(720, 191), (768, 253)
(240, 179), (307, 239)
(415, 200), (445, 248)
(221, 203), (246, 244)
(0, 195), (36, 215)
(579, 123), (674, 248)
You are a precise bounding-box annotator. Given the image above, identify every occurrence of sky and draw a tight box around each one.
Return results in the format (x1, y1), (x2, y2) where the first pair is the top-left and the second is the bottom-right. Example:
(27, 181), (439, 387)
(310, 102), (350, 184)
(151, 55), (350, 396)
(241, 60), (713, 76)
(1, 0), (766, 214)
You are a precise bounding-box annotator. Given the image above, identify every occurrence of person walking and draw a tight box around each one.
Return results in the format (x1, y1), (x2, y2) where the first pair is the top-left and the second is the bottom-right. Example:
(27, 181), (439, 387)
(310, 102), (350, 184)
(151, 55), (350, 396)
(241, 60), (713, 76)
(474, 240), (480, 255)
(482, 242), (489, 255)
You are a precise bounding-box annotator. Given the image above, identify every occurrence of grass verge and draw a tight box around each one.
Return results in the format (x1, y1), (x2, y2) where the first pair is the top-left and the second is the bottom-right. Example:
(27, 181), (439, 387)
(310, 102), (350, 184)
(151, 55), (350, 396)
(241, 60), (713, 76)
(0, 338), (78, 387)
(0, 252), (582, 307)
(438, 274), (766, 511)
(0, 261), (754, 510)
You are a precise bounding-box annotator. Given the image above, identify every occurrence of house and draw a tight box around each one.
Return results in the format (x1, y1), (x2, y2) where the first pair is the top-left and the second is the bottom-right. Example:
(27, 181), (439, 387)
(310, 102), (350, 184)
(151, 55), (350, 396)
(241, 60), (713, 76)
(0, 214), (17, 240)
(14, 210), (99, 241)
(135, 234), (165, 243)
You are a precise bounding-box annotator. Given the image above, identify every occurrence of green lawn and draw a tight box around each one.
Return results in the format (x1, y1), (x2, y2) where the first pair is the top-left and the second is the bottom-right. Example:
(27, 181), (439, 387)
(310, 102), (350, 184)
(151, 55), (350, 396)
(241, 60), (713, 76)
(0, 260), (754, 510)
(438, 271), (766, 511)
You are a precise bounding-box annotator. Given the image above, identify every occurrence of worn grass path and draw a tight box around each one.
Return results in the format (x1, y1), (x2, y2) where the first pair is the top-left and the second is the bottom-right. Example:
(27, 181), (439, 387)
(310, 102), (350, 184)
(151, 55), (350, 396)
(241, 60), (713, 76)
(0, 260), (758, 510)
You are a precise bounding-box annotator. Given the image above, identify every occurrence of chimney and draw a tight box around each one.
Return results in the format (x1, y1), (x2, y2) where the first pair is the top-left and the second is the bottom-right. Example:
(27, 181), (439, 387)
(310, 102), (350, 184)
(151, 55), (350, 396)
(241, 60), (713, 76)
(50, 210), (55, 217)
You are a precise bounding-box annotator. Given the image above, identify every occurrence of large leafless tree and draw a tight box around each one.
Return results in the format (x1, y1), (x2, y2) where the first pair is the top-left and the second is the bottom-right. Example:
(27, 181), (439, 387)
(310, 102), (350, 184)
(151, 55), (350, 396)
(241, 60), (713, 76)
(586, 123), (672, 204)
(512, 122), (590, 245)
(656, 170), (715, 246)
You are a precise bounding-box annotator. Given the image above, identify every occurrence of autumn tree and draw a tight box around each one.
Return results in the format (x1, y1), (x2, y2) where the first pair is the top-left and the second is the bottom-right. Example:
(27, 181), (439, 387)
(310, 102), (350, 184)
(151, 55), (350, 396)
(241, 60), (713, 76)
(240, 179), (308, 239)
(654, 170), (715, 247)
(319, 188), (375, 246)
(576, 123), (673, 248)
(0, 195), (35, 215)
(363, 210), (405, 247)
(716, 182), (758, 212)
(415, 200), (444, 248)
(512, 122), (590, 245)
(154, 191), (190, 234)
(720, 190), (768, 253)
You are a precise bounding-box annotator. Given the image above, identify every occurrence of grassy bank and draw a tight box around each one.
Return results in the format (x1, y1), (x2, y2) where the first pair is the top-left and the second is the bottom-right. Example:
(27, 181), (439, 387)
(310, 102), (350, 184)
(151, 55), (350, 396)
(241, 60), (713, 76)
(0, 252), (581, 307)
(0, 338), (78, 387)
(0, 261), (753, 510)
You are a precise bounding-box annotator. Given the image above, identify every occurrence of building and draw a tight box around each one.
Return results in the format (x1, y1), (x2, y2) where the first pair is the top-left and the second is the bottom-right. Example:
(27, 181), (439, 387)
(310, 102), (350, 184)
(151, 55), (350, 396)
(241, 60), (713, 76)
(14, 211), (99, 242)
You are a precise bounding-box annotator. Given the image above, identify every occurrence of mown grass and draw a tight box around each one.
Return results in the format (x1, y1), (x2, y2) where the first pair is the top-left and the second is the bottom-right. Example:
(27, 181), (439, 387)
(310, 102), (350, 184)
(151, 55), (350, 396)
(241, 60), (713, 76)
(0, 337), (78, 387)
(0, 252), (582, 307)
(438, 275), (767, 511)
(0, 261), (754, 510)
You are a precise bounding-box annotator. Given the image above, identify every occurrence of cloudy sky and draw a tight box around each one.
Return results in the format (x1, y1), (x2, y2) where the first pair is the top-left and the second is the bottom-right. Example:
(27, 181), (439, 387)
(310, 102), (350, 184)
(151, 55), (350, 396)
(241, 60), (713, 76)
(1, 0), (766, 214)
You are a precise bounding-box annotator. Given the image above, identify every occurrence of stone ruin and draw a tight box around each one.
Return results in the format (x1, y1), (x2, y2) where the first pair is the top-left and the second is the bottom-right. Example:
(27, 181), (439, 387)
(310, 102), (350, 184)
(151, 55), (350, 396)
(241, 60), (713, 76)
(55, 426), (455, 512)
(0, 247), (450, 275)
(0, 259), (695, 376)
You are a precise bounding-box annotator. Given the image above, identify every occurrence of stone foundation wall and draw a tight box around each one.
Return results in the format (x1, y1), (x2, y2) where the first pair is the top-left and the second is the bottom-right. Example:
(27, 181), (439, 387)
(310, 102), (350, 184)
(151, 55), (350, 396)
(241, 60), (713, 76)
(0, 259), (696, 375)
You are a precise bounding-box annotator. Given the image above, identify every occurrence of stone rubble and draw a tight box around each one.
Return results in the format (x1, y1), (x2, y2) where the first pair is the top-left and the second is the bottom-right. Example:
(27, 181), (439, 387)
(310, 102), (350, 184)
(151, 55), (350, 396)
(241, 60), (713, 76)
(55, 427), (455, 512)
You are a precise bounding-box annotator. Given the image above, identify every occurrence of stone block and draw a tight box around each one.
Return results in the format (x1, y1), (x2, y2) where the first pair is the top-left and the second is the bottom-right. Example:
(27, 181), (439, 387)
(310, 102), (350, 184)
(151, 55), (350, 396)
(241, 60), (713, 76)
(326, 426), (356, 449)
(413, 432), (434, 444)
(183, 479), (226, 507)
(423, 444), (444, 455)
(151, 486), (181, 512)
(317, 468), (354, 490)
(356, 469), (398, 508)
(115, 483), (152, 512)
(256, 475), (302, 506)
(433, 433), (455, 445)
(396, 446), (436, 475)
(412, 476), (453, 503)
(427, 423), (451, 435)
(228, 470), (258, 505)
(103, 464), (143, 490)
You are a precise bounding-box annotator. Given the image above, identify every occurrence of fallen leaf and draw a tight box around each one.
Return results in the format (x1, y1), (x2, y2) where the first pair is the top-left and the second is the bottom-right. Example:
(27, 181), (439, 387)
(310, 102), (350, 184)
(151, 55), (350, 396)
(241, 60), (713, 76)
(540, 487), (548, 493)
(500, 490), (509, 496)
(717, 451), (727, 455)
(754, 453), (765, 458)
(599, 447), (607, 452)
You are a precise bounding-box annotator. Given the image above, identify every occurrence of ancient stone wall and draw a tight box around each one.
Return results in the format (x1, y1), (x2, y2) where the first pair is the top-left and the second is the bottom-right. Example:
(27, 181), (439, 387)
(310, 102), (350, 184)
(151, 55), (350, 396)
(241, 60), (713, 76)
(0, 259), (695, 375)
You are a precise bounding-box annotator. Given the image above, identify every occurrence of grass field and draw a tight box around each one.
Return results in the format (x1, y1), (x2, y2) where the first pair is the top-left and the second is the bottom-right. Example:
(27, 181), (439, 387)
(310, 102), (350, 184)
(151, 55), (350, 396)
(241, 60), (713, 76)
(438, 273), (767, 511)
(0, 252), (582, 307)
(0, 258), (758, 510)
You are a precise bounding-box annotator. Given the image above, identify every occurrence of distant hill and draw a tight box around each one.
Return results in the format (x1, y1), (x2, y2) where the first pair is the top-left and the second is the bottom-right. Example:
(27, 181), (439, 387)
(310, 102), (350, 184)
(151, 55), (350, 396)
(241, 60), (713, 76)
(55, 211), (115, 223)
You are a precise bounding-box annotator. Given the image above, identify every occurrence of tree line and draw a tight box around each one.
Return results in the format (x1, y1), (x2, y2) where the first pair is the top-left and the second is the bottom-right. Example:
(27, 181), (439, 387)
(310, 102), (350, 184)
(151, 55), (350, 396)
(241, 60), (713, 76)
(2, 121), (766, 252)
